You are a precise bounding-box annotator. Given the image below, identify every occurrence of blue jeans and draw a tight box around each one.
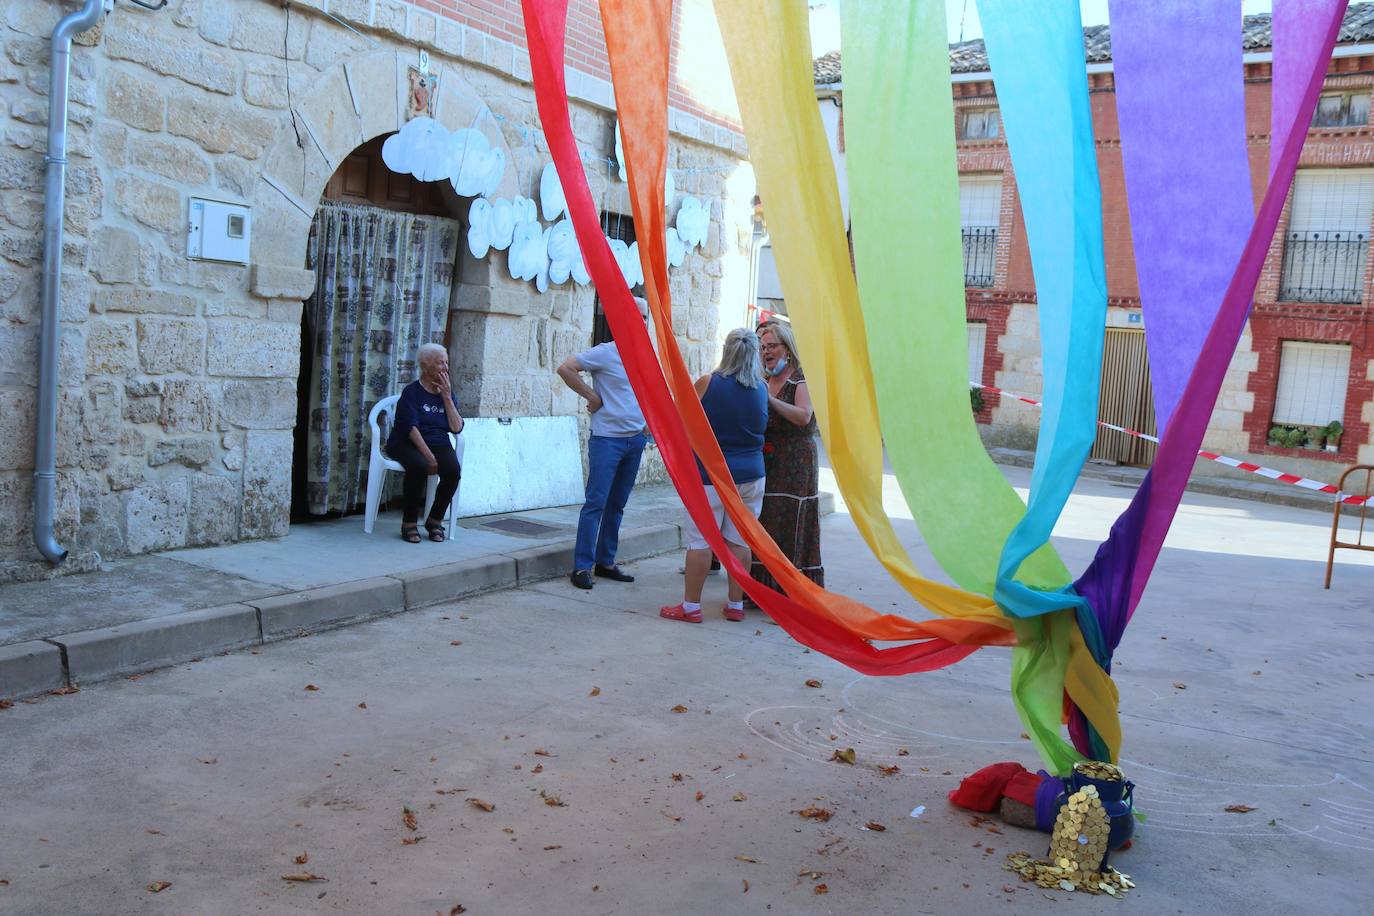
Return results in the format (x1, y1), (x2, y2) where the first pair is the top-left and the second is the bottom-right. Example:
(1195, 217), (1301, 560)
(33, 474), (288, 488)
(574, 433), (646, 571)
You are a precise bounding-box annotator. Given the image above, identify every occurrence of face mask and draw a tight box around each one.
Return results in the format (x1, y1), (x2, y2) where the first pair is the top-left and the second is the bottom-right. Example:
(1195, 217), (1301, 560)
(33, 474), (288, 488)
(766, 356), (789, 377)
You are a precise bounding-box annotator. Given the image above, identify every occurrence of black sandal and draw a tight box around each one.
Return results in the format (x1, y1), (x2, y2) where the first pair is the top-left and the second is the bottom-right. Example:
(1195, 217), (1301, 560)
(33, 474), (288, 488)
(401, 523), (421, 544)
(424, 519), (447, 542)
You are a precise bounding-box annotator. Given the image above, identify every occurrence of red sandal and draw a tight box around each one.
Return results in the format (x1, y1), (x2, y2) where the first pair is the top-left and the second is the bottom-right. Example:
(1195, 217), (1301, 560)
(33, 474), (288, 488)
(723, 605), (745, 622)
(659, 603), (703, 624)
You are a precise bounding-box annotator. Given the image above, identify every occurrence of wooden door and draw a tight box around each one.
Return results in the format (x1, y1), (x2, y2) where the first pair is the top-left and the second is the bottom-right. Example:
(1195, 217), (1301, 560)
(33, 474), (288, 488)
(1091, 328), (1158, 466)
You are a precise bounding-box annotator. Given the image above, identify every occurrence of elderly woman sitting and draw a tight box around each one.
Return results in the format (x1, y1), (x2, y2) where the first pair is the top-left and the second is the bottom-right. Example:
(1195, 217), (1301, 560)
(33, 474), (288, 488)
(386, 342), (465, 543)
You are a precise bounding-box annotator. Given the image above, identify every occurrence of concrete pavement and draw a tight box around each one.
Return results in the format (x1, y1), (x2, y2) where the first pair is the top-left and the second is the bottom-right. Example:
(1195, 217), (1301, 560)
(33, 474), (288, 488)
(0, 469), (1370, 914)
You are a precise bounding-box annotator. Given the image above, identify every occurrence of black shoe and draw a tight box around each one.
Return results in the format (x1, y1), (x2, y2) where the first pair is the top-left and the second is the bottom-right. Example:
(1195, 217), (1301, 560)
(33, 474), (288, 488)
(594, 563), (635, 582)
(570, 569), (594, 590)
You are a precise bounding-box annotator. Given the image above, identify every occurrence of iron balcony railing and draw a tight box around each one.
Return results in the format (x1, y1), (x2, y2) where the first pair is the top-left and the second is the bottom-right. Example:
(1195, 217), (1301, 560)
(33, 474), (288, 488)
(1279, 229), (1368, 304)
(962, 226), (996, 288)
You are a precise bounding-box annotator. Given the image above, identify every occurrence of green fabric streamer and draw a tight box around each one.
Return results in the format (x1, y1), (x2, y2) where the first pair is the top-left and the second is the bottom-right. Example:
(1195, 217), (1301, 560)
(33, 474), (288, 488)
(839, 0), (1069, 597)
(841, 0), (1081, 772)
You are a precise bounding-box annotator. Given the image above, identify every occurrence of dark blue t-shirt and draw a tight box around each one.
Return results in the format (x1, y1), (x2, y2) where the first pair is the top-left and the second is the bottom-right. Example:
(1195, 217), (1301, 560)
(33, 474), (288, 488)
(697, 372), (768, 485)
(387, 380), (452, 450)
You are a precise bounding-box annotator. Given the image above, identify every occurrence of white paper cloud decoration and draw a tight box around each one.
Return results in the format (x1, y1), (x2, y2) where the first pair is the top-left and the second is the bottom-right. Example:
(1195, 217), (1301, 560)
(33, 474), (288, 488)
(489, 198), (516, 251)
(468, 198), (494, 259)
(508, 219), (547, 283)
(539, 162), (566, 223)
(675, 196), (709, 249)
(666, 225), (686, 268)
(382, 117), (452, 182)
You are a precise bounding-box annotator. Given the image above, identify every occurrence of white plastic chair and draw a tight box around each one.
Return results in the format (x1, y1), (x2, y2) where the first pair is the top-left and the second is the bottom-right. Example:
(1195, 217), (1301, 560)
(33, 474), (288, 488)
(364, 394), (465, 540)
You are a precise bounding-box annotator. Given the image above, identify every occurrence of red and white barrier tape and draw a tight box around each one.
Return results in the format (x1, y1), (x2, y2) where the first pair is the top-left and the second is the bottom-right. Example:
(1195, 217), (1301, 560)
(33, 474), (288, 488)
(974, 383), (1371, 506)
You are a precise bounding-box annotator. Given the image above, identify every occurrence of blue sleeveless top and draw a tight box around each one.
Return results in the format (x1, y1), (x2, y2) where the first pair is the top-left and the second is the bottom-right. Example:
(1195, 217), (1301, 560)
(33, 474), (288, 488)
(698, 372), (768, 485)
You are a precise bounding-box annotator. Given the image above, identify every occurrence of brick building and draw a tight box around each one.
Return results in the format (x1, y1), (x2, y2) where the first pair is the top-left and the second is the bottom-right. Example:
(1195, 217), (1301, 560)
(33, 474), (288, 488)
(0, 0), (752, 579)
(810, 5), (1374, 481)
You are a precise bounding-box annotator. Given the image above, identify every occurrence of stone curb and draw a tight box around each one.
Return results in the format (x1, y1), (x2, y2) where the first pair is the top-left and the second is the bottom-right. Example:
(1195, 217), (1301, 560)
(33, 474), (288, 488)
(252, 576), (407, 640)
(0, 523), (685, 700)
(53, 604), (261, 686)
(0, 640), (67, 698)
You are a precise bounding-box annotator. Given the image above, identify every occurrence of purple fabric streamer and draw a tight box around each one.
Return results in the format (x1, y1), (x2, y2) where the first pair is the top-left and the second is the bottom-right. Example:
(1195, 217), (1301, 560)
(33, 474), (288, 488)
(1272, 1), (1348, 179)
(1073, 1), (1349, 738)
(1107, 1), (1254, 435)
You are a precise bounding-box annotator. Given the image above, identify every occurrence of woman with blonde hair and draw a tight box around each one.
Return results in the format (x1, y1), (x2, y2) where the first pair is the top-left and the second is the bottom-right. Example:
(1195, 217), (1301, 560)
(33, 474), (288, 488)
(749, 320), (824, 601)
(661, 328), (769, 623)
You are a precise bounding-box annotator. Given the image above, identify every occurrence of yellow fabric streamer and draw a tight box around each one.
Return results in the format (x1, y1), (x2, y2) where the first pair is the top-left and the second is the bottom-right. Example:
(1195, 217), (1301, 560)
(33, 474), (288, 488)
(710, 0), (1008, 628)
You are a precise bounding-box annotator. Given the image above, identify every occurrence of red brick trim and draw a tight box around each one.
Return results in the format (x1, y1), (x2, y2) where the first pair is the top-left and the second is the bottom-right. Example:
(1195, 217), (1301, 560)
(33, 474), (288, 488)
(966, 297), (1012, 424)
(423, 0), (740, 131)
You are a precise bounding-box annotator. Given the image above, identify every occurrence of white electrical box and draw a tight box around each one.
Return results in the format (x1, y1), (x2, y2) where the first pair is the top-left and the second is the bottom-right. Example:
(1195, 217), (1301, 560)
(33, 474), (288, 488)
(186, 197), (252, 264)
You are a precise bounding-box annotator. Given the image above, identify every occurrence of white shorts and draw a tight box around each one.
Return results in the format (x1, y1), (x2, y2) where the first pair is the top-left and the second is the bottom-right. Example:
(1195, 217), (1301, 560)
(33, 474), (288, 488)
(684, 477), (765, 550)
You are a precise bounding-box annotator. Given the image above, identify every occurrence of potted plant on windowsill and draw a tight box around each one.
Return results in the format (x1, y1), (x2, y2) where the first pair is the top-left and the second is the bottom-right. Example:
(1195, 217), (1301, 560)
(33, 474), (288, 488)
(970, 386), (985, 414)
(1302, 426), (1325, 450)
(1279, 426), (1306, 449)
(1324, 420), (1343, 454)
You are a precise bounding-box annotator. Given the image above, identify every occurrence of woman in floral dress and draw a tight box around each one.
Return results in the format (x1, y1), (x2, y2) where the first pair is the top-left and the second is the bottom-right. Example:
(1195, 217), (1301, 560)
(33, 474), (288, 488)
(749, 320), (824, 600)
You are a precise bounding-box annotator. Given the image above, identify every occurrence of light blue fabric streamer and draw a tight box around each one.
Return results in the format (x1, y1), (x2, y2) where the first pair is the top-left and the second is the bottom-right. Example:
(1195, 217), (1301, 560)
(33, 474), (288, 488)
(978, 0), (1108, 619)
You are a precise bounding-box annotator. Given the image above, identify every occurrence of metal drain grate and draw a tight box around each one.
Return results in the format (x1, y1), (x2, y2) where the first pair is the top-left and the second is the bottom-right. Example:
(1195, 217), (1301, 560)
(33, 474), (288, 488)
(481, 517), (562, 537)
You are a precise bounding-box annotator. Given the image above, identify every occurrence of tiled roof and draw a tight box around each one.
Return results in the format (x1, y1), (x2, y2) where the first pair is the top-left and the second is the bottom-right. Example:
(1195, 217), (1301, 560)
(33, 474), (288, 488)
(813, 2), (1374, 84)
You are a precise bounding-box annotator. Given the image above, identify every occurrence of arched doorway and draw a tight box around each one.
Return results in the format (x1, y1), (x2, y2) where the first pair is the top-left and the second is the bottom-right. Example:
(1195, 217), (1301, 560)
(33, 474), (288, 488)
(289, 134), (471, 521)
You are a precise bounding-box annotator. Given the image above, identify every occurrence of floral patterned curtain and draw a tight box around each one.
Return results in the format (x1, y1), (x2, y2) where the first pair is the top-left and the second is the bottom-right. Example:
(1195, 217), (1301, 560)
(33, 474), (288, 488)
(303, 201), (460, 515)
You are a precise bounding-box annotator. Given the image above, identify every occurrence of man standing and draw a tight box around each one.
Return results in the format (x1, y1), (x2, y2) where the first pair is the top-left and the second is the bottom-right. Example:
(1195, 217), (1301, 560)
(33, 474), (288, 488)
(556, 297), (649, 590)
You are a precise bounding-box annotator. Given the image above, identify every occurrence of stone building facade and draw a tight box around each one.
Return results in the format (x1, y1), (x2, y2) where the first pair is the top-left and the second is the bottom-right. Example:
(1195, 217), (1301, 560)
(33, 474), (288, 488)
(812, 9), (1374, 487)
(0, 0), (754, 579)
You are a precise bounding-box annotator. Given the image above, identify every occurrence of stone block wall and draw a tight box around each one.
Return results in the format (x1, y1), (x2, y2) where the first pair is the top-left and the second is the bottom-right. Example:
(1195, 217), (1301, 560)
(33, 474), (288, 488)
(0, 0), (752, 578)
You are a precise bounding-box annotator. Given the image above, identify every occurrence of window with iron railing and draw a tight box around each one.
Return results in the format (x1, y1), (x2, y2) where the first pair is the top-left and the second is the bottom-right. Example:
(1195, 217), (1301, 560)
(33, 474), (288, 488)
(961, 227), (997, 288)
(1279, 229), (1368, 303)
(1312, 91), (1370, 128)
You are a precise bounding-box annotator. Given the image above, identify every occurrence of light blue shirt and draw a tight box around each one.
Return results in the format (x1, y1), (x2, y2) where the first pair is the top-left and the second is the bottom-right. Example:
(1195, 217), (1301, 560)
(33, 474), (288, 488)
(576, 342), (645, 437)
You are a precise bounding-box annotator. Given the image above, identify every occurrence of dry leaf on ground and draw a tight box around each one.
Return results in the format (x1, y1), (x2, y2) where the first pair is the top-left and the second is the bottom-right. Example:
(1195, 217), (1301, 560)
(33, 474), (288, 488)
(831, 748), (857, 765)
(541, 791), (566, 807)
(671, 773), (683, 782)
(281, 873), (325, 882)
(796, 806), (833, 822)
(877, 764), (900, 776)
(533, 748), (553, 757)
(1224, 804), (1257, 813)
(814, 884), (829, 895)
(804, 679), (822, 688)
(147, 881), (172, 893)
(402, 836), (425, 845)
(449, 906), (467, 915)
(543, 845), (562, 851)
(865, 821), (886, 832)
(742, 879), (749, 892)
(200, 758), (217, 765)
(294, 852), (308, 865)
(357, 702), (367, 709)
(589, 687), (601, 697)
(670, 704), (688, 714)
(732, 792), (747, 802)
(466, 798), (495, 812)
(0, 699), (14, 709)
(303, 685), (319, 692)
(735, 855), (758, 863)
(531, 764), (544, 774)
(402, 806), (418, 830)
(1172, 682), (1187, 690)
(695, 791), (705, 802)
(450, 640), (462, 646)
(146, 829), (161, 835)
(661, 810), (681, 822)
(897, 748), (909, 756)
(50, 685), (79, 696)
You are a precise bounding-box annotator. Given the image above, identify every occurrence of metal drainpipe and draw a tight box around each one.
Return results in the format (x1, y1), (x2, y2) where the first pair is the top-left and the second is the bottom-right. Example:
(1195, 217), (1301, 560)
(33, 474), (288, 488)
(34, 0), (110, 564)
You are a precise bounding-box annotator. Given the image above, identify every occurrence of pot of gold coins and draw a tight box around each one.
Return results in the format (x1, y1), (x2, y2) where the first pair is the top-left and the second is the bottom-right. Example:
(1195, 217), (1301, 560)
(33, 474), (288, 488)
(1063, 760), (1134, 855)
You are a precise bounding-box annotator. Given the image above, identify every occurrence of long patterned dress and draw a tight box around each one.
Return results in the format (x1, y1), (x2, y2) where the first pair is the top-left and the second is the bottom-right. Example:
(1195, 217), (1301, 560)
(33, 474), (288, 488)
(750, 367), (824, 592)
